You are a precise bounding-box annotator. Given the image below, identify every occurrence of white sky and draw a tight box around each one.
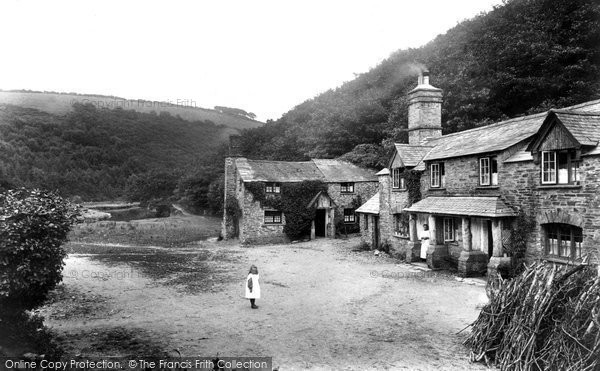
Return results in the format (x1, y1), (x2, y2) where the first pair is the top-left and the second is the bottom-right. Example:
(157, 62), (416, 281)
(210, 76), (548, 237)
(0, 0), (502, 122)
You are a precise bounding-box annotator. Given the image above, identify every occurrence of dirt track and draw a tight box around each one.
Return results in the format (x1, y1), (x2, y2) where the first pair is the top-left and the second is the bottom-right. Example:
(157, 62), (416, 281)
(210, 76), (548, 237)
(41, 237), (489, 370)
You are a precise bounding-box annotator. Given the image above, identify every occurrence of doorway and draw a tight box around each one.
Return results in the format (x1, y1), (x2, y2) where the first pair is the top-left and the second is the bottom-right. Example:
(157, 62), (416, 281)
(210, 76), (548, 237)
(486, 220), (493, 256)
(315, 209), (326, 237)
(373, 216), (379, 248)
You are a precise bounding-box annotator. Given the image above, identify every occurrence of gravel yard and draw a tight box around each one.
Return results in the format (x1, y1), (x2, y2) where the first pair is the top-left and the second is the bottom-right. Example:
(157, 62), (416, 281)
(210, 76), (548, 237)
(40, 236), (489, 370)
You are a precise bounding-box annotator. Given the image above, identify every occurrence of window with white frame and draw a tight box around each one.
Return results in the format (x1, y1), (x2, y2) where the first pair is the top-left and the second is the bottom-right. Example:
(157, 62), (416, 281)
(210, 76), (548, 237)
(264, 210), (283, 224)
(344, 208), (356, 223)
(479, 157), (498, 186)
(340, 182), (355, 193)
(392, 168), (406, 189)
(430, 162), (445, 188)
(544, 223), (582, 260)
(443, 218), (455, 242)
(541, 150), (580, 185)
(394, 214), (409, 237)
(265, 182), (281, 193)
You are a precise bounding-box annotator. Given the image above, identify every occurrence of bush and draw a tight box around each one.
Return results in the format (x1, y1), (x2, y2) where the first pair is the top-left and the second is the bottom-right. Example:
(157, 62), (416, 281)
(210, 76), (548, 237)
(0, 189), (80, 314)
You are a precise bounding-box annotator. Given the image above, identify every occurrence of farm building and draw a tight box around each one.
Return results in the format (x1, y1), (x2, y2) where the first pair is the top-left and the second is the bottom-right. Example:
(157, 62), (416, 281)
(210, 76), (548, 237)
(357, 71), (600, 276)
(222, 152), (378, 244)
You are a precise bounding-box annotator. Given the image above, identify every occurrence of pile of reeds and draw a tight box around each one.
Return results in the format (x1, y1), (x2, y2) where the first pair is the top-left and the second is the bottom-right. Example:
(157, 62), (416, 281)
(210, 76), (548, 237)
(464, 261), (600, 370)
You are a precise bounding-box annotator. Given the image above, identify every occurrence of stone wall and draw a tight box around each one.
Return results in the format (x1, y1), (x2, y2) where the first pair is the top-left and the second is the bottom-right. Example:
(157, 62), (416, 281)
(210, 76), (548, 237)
(235, 179), (378, 245)
(327, 181), (378, 234)
(359, 213), (375, 247)
(417, 147), (600, 265)
(238, 182), (289, 245)
(222, 157), (239, 239)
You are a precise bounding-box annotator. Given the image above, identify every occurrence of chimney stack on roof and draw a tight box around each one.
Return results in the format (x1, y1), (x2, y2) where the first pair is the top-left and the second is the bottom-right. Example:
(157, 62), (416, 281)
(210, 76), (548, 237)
(228, 135), (242, 157)
(407, 70), (443, 145)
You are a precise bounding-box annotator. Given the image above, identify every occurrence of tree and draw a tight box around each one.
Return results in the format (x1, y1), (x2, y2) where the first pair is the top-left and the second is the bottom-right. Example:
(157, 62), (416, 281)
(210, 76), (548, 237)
(0, 189), (80, 313)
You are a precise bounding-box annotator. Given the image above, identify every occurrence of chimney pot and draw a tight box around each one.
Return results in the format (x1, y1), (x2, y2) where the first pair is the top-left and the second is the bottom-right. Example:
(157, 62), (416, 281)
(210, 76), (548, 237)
(422, 70), (430, 85)
(418, 73), (423, 85)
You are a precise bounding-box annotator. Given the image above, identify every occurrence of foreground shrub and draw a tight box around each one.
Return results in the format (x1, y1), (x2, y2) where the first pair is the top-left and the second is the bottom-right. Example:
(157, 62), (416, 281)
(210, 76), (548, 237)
(0, 189), (80, 314)
(465, 261), (600, 370)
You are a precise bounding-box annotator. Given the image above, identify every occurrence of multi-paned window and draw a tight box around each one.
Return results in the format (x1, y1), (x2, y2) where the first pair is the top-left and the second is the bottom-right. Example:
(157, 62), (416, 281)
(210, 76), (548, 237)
(265, 182), (281, 193)
(443, 218), (455, 242)
(264, 210), (283, 224)
(544, 223), (582, 260)
(344, 208), (356, 223)
(479, 157), (498, 186)
(541, 150), (580, 185)
(394, 214), (409, 237)
(340, 182), (355, 193)
(430, 162), (445, 188)
(392, 168), (406, 189)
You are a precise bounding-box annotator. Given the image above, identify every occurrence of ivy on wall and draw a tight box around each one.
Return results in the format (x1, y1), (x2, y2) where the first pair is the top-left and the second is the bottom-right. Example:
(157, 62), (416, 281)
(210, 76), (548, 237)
(245, 180), (328, 240)
(225, 197), (241, 237)
(335, 195), (362, 235)
(401, 170), (422, 207)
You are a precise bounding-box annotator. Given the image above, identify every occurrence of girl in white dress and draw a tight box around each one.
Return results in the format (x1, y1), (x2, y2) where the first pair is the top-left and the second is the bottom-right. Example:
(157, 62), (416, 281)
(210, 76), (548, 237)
(245, 265), (260, 309)
(420, 224), (430, 260)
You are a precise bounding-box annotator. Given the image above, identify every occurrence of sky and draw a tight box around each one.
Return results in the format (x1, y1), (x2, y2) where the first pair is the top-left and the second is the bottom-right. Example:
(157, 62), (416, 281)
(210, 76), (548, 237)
(0, 0), (502, 122)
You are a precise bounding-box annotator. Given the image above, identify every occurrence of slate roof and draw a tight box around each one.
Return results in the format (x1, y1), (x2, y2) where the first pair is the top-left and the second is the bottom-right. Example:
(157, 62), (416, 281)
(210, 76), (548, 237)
(312, 159), (378, 182)
(356, 192), (380, 214)
(404, 196), (517, 217)
(235, 158), (377, 183)
(392, 99), (600, 164)
(393, 144), (434, 167)
(421, 113), (545, 161)
(552, 110), (600, 146)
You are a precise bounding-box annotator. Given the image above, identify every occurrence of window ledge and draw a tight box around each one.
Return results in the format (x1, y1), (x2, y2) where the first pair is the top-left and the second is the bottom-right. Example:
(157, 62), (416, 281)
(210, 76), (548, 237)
(537, 184), (582, 190)
(429, 187), (446, 191)
(393, 233), (409, 239)
(340, 192), (355, 195)
(392, 188), (408, 193)
(476, 186), (500, 190)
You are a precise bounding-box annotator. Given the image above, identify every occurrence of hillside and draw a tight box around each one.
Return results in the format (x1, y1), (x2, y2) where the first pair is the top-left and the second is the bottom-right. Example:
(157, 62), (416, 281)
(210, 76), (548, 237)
(235, 0), (600, 167)
(0, 91), (263, 131)
(0, 103), (228, 201)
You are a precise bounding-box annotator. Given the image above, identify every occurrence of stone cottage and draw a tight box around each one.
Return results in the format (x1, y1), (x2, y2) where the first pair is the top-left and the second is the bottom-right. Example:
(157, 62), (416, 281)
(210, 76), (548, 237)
(222, 154), (378, 244)
(357, 71), (600, 276)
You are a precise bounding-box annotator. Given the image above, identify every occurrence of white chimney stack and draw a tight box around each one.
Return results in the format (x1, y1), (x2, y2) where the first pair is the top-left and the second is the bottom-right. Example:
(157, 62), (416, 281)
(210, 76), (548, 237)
(422, 70), (430, 85)
(407, 70), (443, 145)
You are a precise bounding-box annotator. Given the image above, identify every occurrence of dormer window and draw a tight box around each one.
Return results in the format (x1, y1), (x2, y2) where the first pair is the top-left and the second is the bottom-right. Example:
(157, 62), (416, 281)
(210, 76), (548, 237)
(541, 150), (580, 185)
(392, 168), (406, 190)
(479, 157), (498, 186)
(265, 182), (281, 193)
(340, 182), (354, 193)
(430, 162), (445, 188)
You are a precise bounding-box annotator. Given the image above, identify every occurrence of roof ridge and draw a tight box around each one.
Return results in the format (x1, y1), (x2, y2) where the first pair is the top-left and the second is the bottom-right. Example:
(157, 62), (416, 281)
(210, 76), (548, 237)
(551, 109), (600, 116)
(425, 99), (600, 143)
(563, 98), (600, 110)
(244, 158), (315, 164)
(425, 111), (548, 143)
(394, 143), (435, 148)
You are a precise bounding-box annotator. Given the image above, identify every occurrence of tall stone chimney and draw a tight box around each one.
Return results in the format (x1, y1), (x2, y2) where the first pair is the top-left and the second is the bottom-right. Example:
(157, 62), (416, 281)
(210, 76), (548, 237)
(408, 70), (443, 145)
(228, 135), (242, 157)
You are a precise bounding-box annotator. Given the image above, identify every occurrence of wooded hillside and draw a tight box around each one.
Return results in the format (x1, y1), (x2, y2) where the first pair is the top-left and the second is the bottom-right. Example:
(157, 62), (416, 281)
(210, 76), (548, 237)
(236, 0), (600, 168)
(1, 0), (598, 212)
(0, 103), (227, 201)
